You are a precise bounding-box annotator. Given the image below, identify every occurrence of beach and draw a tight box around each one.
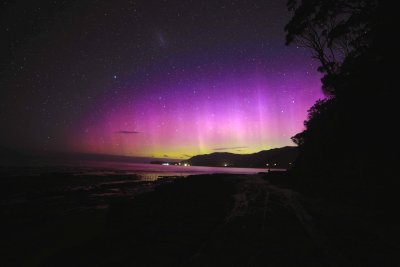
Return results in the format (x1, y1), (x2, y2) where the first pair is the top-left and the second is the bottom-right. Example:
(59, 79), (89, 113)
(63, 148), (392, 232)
(0, 171), (314, 266)
(1, 170), (395, 267)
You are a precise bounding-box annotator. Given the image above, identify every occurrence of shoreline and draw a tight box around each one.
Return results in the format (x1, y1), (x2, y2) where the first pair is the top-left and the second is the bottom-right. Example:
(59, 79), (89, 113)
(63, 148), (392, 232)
(1, 171), (394, 266)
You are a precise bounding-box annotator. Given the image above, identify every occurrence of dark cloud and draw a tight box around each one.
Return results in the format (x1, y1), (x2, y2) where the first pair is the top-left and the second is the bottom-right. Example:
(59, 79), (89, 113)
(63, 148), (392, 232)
(115, 130), (140, 134)
(183, 154), (192, 158)
(163, 154), (169, 158)
(213, 146), (248, 151)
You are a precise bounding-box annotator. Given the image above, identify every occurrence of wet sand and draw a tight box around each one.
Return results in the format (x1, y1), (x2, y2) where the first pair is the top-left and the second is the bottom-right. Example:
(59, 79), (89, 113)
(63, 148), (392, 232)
(1, 172), (396, 267)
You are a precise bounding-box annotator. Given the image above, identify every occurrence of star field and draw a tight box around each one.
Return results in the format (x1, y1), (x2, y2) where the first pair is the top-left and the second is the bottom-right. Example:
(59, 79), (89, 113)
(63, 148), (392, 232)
(1, 0), (323, 158)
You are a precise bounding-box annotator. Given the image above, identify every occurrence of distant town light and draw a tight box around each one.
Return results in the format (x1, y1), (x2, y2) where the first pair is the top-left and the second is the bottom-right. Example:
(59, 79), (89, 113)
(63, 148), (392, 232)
(184, 163), (188, 166)
(162, 163), (169, 166)
(224, 163), (228, 167)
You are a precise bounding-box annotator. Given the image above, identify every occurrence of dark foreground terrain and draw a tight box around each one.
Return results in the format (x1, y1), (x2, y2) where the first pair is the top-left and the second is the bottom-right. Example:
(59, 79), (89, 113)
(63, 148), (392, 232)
(1, 172), (397, 267)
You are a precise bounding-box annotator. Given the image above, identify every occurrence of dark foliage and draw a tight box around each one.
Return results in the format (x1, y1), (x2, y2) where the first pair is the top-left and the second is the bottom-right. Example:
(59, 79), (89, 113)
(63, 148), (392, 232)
(286, 0), (397, 207)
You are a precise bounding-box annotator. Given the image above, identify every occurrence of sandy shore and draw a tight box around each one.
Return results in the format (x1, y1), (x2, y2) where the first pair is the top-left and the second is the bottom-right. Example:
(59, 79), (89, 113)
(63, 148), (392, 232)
(1, 172), (396, 267)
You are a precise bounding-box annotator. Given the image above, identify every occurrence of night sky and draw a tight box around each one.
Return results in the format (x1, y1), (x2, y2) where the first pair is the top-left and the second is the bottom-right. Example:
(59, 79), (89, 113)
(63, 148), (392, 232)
(1, 0), (323, 159)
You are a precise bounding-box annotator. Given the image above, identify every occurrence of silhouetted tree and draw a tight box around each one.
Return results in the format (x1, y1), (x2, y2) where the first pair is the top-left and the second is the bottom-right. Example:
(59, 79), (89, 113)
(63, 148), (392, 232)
(285, 0), (396, 203)
(285, 0), (379, 95)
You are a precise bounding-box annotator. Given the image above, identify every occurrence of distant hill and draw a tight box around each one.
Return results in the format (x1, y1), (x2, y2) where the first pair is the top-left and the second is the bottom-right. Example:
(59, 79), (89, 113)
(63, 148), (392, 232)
(182, 146), (298, 169)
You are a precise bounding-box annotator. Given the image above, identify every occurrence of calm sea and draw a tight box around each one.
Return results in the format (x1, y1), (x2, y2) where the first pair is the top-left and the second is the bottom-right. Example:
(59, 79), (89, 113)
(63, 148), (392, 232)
(77, 161), (279, 180)
(1, 160), (285, 180)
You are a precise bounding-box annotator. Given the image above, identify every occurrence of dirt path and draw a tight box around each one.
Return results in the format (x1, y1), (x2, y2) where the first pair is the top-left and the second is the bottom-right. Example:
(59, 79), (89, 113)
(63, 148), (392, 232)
(188, 175), (345, 267)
